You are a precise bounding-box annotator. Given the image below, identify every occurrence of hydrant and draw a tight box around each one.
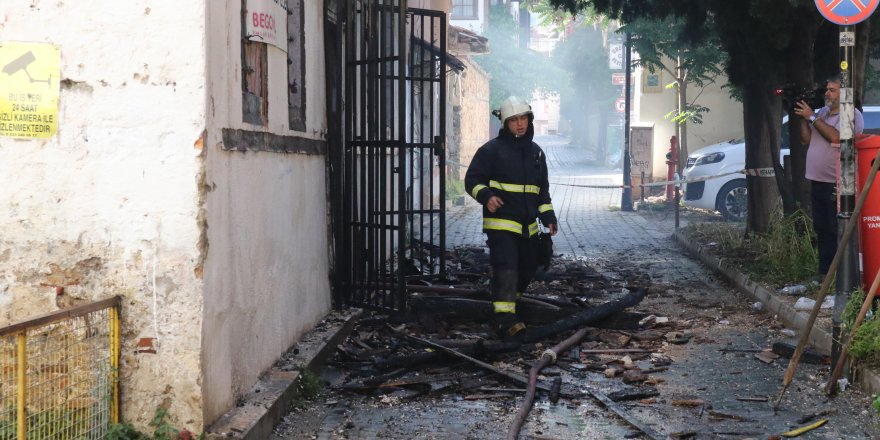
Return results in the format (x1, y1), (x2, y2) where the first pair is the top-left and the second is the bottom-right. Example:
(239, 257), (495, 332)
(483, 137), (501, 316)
(665, 136), (679, 203)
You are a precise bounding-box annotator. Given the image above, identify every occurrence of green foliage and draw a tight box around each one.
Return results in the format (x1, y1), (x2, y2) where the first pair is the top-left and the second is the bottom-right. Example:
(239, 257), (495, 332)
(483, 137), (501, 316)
(107, 421), (151, 440)
(620, 16), (725, 134)
(849, 318), (880, 364)
(686, 209), (817, 285)
(664, 104), (710, 125)
(0, 405), (111, 439)
(297, 369), (323, 400)
(841, 289), (880, 365)
(474, 4), (570, 110)
(0, 411), (15, 439)
(527, 1), (607, 32)
(842, 288), (867, 332)
(620, 16), (725, 89)
(745, 210), (817, 284)
(873, 394), (880, 413)
(541, 0), (844, 232)
(150, 407), (180, 440)
(107, 406), (200, 440)
(687, 222), (744, 254)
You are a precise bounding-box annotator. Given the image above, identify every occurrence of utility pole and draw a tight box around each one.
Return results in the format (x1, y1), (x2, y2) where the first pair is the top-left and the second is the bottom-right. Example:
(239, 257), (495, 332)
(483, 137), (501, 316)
(621, 32), (633, 211)
(834, 24), (858, 367)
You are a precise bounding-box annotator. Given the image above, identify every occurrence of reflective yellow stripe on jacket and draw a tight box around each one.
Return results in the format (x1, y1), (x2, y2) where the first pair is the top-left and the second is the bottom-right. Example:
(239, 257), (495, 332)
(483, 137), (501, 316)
(539, 203), (554, 213)
(483, 218), (539, 236)
(471, 183), (488, 199)
(489, 180), (540, 194)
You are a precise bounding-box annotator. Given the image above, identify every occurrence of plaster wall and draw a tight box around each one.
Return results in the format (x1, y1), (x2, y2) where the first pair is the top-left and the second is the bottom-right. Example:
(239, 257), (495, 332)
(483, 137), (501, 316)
(0, 0), (207, 431)
(637, 68), (743, 180)
(203, 0), (331, 426)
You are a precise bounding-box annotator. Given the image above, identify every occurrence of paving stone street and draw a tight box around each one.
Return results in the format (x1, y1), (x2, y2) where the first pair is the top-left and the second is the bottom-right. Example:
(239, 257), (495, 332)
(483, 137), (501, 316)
(272, 135), (880, 439)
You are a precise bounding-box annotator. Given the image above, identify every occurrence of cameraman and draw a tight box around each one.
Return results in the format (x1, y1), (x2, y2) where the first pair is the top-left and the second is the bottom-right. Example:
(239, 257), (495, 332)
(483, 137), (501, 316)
(794, 76), (864, 280)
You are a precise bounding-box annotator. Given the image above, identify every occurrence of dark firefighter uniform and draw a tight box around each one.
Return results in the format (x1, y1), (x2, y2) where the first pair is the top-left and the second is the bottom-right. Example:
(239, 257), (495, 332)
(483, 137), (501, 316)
(465, 102), (557, 338)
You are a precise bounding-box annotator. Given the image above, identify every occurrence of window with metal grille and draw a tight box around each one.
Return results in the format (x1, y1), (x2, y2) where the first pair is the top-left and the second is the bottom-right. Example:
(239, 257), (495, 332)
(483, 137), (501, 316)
(451, 0), (478, 19)
(242, 1), (268, 126)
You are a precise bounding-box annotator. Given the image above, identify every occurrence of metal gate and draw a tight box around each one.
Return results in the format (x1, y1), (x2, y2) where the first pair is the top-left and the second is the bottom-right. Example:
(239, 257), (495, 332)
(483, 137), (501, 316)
(335, 1), (447, 313)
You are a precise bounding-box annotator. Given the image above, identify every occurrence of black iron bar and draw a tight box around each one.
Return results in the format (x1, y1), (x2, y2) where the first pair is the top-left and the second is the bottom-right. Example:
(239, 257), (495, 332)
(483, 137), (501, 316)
(438, 15), (447, 280)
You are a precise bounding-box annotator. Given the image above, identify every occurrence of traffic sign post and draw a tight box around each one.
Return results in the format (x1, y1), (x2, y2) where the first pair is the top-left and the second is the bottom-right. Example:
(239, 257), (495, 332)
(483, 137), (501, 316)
(777, 0), (880, 409)
(815, 0), (879, 25)
(834, 23), (859, 370)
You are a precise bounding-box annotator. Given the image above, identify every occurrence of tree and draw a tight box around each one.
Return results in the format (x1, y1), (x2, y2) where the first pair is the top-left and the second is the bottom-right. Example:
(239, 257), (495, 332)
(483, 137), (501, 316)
(546, 0), (874, 233)
(550, 22), (619, 160)
(619, 16), (726, 171)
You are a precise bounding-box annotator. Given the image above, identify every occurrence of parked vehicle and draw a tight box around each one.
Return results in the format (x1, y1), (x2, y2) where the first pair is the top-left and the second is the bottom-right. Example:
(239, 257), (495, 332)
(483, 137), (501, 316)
(682, 106), (880, 221)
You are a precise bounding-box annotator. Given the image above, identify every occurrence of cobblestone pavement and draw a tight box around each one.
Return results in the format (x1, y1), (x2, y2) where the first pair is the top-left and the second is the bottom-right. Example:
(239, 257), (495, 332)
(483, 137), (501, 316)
(436, 136), (880, 439)
(273, 136), (880, 439)
(447, 135), (703, 282)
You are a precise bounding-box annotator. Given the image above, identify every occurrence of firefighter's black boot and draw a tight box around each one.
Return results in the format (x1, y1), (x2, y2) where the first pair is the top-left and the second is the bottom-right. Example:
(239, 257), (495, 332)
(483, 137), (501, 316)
(492, 269), (525, 338)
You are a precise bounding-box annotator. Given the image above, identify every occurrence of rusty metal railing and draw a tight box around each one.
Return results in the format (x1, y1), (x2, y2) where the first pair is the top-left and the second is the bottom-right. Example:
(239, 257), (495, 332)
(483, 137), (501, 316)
(0, 296), (121, 439)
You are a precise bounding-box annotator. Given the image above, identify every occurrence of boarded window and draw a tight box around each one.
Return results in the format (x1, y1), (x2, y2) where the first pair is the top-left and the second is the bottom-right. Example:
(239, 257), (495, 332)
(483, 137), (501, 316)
(242, 2), (268, 125)
(287, 0), (306, 131)
(451, 0), (478, 19)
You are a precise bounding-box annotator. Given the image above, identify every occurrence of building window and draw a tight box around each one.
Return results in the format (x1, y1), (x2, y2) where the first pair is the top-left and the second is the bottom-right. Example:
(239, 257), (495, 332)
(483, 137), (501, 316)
(287, 0), (306, 132)
(242, 2), (268, 126)
(451, 0), (478, 20)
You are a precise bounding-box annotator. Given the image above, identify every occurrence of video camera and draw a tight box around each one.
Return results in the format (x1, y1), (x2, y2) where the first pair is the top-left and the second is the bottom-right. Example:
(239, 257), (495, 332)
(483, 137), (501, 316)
(775, 85), (826, 111)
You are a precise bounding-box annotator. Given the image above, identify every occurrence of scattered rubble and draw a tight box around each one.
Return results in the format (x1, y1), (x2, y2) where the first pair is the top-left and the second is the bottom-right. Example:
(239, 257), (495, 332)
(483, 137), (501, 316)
(270, 245), (880, 439)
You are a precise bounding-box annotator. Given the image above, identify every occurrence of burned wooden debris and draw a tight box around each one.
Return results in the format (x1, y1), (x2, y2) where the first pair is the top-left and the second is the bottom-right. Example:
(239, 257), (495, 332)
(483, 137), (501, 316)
(322, 248), (773, 439)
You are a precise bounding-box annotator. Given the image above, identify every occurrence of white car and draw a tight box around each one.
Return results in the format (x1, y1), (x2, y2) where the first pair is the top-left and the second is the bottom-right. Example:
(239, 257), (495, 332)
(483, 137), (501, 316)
(681, 136), (753, 221)
(682, 107), (880, 221)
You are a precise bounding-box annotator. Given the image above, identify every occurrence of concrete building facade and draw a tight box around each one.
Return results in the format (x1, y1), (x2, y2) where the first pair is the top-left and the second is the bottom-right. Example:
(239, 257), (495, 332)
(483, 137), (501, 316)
(1, 0), (331, 432)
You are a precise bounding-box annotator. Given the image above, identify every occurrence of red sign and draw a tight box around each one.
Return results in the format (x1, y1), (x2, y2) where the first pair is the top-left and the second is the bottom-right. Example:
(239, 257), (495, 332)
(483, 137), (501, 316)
(815, 0), (879, 25)
(615, 97), (626, 113)
(611, 73), (634, 86)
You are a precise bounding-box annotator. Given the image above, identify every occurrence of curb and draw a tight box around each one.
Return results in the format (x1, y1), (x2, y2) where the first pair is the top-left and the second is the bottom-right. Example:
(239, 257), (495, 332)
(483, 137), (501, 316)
(205, 309), (362, 440)
(671, 229), (880, 396)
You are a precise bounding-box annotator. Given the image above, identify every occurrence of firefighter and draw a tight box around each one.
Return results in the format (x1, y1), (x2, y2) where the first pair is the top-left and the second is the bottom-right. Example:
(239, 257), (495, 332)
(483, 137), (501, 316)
(465, 96), (558, 338)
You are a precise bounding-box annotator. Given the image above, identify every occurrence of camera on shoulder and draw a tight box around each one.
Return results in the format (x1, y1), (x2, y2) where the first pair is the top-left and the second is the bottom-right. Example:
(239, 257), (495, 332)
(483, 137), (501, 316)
(775, 85), (826, 111)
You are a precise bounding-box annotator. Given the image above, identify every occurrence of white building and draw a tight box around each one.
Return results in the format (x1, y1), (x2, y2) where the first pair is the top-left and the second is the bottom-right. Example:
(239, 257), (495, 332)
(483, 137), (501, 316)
(2, 0), (329, 432)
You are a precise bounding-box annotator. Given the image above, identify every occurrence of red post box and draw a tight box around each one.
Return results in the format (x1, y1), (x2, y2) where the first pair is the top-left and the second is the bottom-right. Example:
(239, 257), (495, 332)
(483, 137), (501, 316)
(665, 136), (678, 203)
(856, 134), (880, 288)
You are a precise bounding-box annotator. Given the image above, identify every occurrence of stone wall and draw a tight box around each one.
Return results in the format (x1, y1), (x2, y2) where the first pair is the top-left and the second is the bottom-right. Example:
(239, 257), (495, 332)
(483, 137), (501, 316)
(457, 57), (491, 172)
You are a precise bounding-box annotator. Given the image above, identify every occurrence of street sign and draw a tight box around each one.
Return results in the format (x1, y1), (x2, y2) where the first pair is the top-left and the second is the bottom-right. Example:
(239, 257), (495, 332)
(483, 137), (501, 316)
(815, 0), (879, 25)
(611, 73), (634, 86)
(609, 43), (623, 70)
(615, 97), (626, 113)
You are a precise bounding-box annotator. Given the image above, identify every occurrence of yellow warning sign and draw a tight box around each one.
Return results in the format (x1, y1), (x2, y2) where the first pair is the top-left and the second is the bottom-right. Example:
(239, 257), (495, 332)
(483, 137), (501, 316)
(0, 42), (60, 139)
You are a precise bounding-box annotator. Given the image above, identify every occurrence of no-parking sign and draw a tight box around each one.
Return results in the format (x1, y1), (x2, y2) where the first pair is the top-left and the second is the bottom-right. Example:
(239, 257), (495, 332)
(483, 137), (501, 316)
(815, 0), (879, 25)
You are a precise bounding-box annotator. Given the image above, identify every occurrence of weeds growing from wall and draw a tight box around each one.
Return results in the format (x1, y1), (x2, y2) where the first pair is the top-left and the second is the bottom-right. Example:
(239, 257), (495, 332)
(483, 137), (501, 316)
(297, 368), (323, 400)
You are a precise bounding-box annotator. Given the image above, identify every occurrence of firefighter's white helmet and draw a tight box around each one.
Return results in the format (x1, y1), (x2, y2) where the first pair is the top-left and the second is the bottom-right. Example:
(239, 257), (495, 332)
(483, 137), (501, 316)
(497, 96), (532, 122)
